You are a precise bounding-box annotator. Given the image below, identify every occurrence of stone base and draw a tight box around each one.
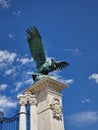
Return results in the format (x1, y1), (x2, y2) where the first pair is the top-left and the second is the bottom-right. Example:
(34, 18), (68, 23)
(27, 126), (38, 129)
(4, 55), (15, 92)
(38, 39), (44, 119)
(24, 77), (67, 130)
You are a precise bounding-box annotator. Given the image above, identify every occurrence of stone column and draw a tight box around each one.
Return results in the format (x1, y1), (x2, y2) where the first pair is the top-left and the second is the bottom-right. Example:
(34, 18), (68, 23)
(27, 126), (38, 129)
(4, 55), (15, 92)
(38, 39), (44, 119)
(18, 94), (27, 130)
(29, 95), (38, 130)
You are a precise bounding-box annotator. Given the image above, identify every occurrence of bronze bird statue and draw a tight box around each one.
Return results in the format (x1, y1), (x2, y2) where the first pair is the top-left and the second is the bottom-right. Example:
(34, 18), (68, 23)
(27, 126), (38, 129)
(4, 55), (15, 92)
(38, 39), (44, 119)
(26, 26), (69, 82)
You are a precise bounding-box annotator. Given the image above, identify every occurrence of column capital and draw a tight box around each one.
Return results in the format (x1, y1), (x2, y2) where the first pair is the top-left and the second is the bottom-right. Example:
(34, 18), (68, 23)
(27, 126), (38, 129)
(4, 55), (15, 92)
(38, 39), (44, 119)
(18, 94), (27, 106)
(29, 95), (37, 105)
(24, 93), (37, 105)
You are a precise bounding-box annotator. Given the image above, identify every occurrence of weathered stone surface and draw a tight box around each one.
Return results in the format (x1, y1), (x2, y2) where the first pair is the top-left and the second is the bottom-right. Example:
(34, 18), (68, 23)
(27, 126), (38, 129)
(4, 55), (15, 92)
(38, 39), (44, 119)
(24, 76), (67, 94)
(18, 94), (27, 130)
(24, 77), (67, 130)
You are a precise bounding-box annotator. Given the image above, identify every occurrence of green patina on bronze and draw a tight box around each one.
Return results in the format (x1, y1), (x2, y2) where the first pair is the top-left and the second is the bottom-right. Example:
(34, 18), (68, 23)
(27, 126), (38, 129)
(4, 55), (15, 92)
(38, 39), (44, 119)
(26, 26), (69, 82)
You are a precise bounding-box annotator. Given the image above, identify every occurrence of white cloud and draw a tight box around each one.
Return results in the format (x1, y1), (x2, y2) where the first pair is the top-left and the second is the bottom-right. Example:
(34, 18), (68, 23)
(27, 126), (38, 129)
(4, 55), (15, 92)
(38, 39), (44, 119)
(81, 98), (91, 104)
(0, 50), (34, 74)
(13, 10), (22, 16)
(0, 50), (17, 79)
(64, 79), (74, 84)
(0, 0), (10, 9)
(67, 111), (98, 126)
(27, 71), (34, 75)
(5, 67), (16, 76)
(0, 95), (17, 111)
(15, 82), (23, 91)
(64, 47), (82, 56)
(0, 50), (17, 75)
(0, 50), (17, 63)
(24, 78), (33, 85)
(89, 73), (98, 84)
(81, 96), (91, 104)
(17, 57), (33, 65)
(59, 78), (74, 85)
(46, 56), (55, 61)
(0, 49), (35, 92)
(8, 33), (15, 39)
(14, 78), (33, 92)
(0, 84), (8, 90)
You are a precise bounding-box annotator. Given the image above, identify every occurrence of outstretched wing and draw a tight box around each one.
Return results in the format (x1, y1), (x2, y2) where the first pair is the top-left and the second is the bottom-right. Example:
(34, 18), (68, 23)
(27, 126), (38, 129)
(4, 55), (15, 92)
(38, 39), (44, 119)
(26, 26), (46, 68)
(55, 61), (69, 71)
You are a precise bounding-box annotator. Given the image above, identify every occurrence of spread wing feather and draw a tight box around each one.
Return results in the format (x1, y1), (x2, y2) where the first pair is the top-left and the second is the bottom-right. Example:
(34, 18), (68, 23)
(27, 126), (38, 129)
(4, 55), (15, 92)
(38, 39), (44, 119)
(55, 61), (69, 71)
(26, 26), (46, 68)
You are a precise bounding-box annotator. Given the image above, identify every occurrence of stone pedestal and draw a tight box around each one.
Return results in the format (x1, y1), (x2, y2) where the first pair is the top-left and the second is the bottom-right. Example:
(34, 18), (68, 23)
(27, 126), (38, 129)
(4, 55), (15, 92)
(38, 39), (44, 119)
(24, 77), (67, 130)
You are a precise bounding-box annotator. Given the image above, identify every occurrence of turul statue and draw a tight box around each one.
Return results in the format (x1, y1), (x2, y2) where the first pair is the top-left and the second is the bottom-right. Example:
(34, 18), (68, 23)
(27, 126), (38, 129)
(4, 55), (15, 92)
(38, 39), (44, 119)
(26, 26), (69, 82)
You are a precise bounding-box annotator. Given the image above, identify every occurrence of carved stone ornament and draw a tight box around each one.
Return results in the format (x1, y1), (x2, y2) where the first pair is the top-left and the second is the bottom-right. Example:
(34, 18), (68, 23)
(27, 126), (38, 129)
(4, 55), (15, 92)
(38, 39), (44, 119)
(50, 97), (63, 120)
(19, 97), (27, 106)
(29, 97), (37, 105)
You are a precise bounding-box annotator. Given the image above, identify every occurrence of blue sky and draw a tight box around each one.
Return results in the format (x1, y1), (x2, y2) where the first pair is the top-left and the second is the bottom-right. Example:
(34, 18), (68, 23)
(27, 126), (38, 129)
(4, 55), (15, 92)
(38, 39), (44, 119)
(0, 0), (98, 130)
